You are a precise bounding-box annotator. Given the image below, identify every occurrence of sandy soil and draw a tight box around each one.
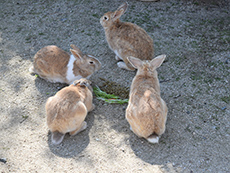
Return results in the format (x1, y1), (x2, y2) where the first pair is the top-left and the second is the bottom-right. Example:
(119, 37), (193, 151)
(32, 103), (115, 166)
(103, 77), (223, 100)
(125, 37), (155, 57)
(0, 0), (229, 172)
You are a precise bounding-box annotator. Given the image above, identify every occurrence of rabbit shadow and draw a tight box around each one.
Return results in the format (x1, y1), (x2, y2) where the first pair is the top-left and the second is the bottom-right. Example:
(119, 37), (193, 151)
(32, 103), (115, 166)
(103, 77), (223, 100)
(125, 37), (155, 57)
(34, 76), (68, 98)
(128, 129), (170, 165)
(47, 111), (95, 158)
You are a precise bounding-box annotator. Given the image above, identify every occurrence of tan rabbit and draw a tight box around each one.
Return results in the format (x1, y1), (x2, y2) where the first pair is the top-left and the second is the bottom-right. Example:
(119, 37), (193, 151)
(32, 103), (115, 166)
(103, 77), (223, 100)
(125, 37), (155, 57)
(100, 2), (154, 71)
(29, 44), (101, 84)
(125, 55), (168, 143)
(46, 78), (94, 145)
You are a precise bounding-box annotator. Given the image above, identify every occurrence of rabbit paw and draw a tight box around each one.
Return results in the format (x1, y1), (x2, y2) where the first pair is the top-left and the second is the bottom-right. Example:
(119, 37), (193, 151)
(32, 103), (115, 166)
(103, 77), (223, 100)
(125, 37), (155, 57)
(115, 55), (122, 61)
(117, 62), (132, 70)
(147, 135), (159, 144)
(89, 104), (95, 112)
(130, 126), (133, 131)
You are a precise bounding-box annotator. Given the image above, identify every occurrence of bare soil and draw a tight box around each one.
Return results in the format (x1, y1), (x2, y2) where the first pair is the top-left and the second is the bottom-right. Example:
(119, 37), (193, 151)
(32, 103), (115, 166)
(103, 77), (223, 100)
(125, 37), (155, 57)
(0, 0), (229, 172)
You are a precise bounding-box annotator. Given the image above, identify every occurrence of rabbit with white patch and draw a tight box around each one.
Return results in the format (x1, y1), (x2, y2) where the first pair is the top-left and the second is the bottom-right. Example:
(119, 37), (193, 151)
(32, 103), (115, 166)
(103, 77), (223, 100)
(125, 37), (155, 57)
(46, 78), (94, 145)
(29, 44), (101, 84)
(100, 2), (154, 71)
(126, 55), (168, 143)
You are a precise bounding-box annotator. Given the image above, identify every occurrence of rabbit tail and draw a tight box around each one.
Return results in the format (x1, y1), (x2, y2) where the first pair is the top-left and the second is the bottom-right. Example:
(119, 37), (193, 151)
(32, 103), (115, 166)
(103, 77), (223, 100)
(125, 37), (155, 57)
(147, 133), (159, 144)
(51, 131), (65, 145)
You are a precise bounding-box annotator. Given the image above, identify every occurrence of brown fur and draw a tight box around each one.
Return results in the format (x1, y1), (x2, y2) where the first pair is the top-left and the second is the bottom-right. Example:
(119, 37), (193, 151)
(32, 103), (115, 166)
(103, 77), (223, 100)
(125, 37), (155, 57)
(46, 78), (94, 144)
(72, 54), (101, 78)
(126, 55), (168, 143)
(33, 45), (69, 81)
(100, 2), (154, 70)
(30, 45), (101, 84)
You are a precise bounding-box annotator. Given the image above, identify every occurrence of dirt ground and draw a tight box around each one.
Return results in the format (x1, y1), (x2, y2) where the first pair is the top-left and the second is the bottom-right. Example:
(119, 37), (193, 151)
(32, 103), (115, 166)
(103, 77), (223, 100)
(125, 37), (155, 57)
(0, 0), (229, 172)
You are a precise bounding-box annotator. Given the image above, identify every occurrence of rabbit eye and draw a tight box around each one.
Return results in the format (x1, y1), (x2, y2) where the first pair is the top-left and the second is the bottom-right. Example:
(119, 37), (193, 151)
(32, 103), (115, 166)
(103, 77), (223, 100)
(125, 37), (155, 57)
(104, 16), (108, 20)
(89, 61), (94, 64)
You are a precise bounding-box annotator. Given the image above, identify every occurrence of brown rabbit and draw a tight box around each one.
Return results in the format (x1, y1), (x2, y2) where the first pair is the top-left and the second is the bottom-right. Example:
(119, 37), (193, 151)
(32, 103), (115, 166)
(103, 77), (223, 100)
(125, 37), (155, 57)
(46, 78), (94, 145)
(29, 44), (101, 84)
(126, 55), (168, 143)
(100, 2), (154, 71)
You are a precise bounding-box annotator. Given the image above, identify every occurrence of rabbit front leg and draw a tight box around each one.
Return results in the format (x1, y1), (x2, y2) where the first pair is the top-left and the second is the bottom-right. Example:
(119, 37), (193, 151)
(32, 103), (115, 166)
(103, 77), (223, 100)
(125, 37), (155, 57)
(114, 50), (123, 61)
(115, 55), (121, 61)
(89, 104), (95, 112)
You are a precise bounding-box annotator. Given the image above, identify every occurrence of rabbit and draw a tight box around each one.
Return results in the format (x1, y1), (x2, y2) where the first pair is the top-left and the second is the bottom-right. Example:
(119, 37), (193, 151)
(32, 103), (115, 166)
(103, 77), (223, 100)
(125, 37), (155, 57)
(29, 44), (101, 85)
(46, 78), (95, 145)
(100, 2), (154, 71)
(125, 55), (168, 143)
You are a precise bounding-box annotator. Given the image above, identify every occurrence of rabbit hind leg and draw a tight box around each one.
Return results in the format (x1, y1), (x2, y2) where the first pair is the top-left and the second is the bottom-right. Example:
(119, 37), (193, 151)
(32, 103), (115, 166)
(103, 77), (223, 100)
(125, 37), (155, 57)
(117, 61), (135, 71)
(69, 121), (87, 136)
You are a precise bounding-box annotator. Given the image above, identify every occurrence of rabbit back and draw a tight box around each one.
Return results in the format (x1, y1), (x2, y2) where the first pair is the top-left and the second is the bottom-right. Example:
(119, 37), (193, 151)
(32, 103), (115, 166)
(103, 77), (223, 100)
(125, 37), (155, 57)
(126, 86), (167, 139)
(32, 45), (70, 83)
(126, 55), (168, 142)
(46, 87), (88, 134)
(107, 22), (154, 59)
(106, 22), (154, 70)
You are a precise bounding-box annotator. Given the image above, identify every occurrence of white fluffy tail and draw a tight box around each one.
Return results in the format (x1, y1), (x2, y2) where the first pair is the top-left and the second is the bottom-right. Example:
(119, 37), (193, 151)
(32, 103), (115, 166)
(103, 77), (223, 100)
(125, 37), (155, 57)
(147, 134), (159, 144)
(51, 131), (65, 145)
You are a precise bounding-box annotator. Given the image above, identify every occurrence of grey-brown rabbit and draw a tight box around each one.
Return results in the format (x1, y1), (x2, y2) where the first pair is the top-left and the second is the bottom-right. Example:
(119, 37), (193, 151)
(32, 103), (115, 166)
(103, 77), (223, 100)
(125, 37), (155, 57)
(100, 2), (154, 71)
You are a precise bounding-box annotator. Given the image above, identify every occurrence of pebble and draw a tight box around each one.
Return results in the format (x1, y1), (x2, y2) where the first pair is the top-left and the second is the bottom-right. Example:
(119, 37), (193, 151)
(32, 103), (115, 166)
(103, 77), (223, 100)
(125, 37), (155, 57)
(221, 107), (226, 110)
(0, 158), (7, 163)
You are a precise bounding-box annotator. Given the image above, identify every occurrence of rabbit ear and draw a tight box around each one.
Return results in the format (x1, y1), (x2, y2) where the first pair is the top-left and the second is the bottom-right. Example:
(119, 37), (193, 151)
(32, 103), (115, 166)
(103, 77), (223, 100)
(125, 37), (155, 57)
(73, 80), (81, 86)
(112, 2), (128, 21)
(70, 44), (83, 57)
(150, 54), (166, 69)
(73, 79), (91, 87)
(79, 81), (88, 87)
(127, 56), (143, 69)
(70, 49), (83, 61)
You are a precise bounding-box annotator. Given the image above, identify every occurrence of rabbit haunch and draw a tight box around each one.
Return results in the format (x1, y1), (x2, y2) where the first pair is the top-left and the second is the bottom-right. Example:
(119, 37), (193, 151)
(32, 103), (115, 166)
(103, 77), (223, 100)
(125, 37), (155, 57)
(30, 45), (101, 85)
(46, 78), (94, 145)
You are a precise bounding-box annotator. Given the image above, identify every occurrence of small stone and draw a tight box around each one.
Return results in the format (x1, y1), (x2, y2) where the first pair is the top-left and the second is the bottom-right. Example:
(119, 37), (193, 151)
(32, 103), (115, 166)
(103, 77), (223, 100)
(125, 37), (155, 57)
(0, 158), (7, 163)
(221, 107), (226, 110)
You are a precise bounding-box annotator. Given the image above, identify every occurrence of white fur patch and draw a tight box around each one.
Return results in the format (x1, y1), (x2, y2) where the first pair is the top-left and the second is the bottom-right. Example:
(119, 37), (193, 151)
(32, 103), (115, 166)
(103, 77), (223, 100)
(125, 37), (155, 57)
(66, 55), (82, 84)
(114, 50), (122, 60)
(117, 61), (133, 71)
(130, 126), (133, 131)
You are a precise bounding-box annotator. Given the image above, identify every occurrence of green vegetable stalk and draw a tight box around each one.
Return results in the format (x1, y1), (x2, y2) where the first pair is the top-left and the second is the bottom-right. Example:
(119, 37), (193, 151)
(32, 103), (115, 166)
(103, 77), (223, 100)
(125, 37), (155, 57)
(93, 86), (128, 104)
